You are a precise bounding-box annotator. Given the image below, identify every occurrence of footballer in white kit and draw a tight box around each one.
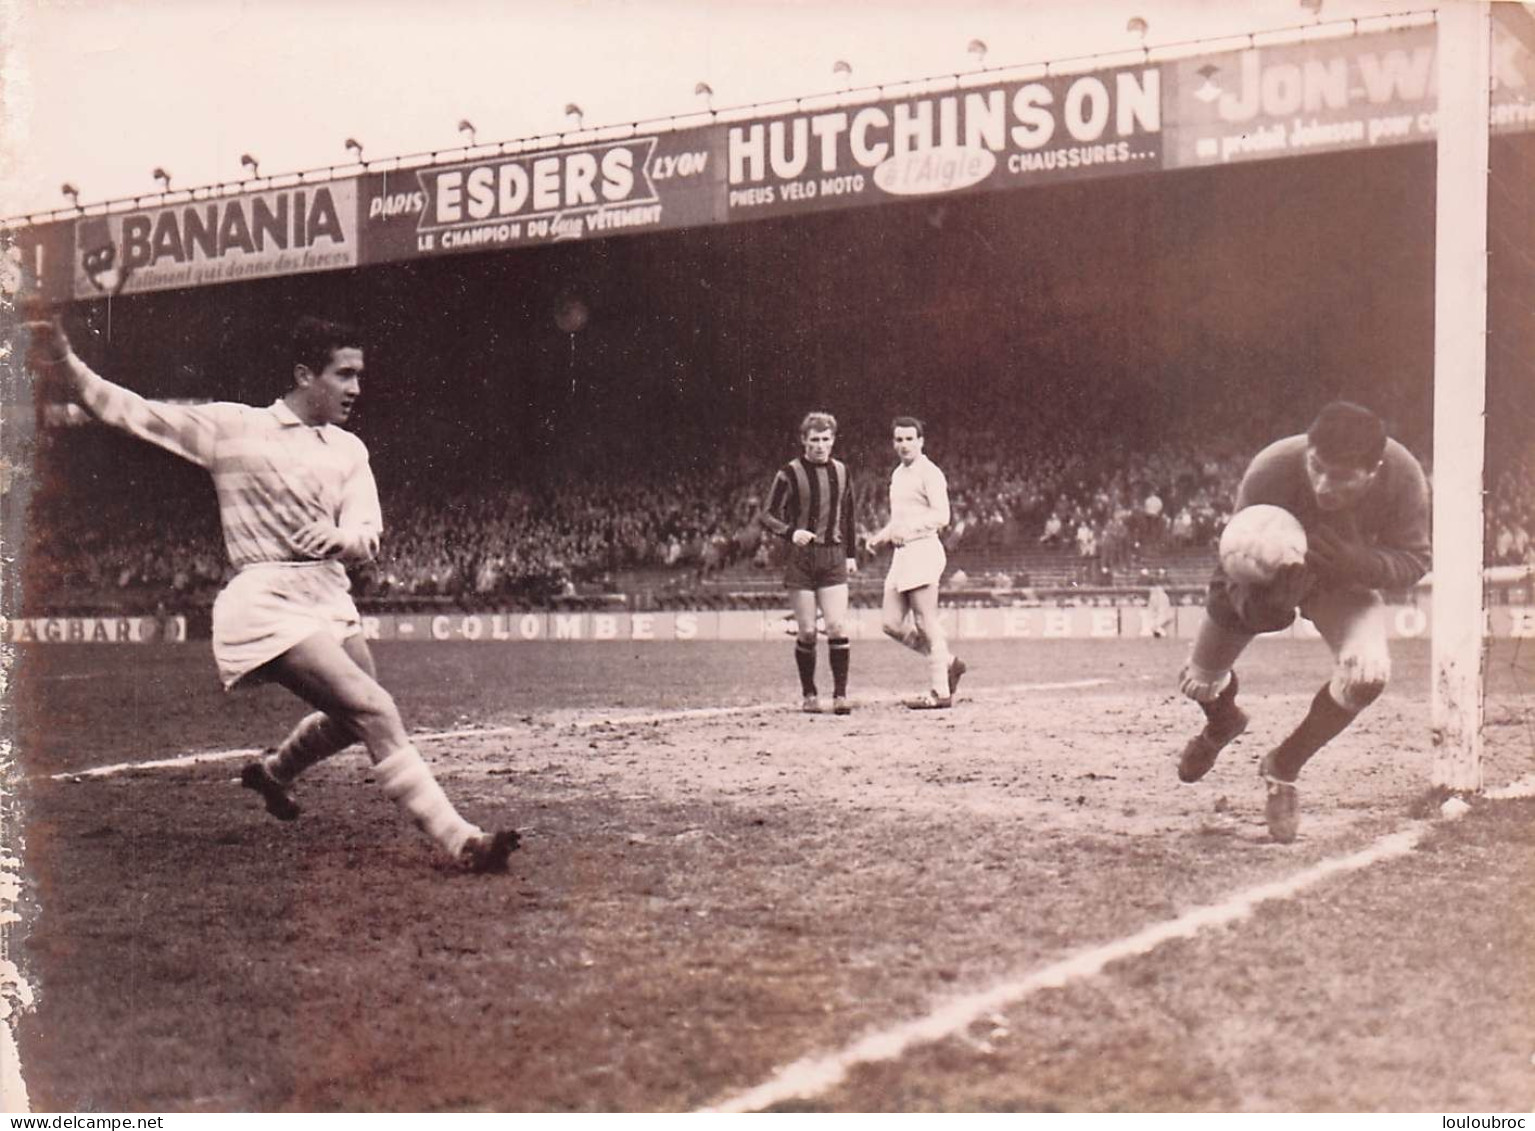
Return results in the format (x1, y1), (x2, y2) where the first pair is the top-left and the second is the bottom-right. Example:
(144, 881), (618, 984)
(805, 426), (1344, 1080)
(867, 416), (966, 708)
(22, 311), (519, 872)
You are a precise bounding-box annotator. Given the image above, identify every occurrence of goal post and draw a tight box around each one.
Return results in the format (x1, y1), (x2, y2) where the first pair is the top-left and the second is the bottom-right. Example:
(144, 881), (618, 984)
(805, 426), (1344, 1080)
(1430, 2), (1492, 793)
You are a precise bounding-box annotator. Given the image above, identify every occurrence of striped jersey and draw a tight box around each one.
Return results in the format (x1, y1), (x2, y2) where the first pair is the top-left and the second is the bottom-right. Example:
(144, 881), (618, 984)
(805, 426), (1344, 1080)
(888, 455), (950, 543)
(761, 456), (857, 548)
(69, 358), (382, 569)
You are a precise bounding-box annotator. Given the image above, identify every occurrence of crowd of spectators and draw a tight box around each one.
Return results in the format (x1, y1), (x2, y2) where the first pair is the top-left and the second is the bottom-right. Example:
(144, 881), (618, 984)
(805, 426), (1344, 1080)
(1488, 450), (1534, 568)
(17, 418), (1534, 612)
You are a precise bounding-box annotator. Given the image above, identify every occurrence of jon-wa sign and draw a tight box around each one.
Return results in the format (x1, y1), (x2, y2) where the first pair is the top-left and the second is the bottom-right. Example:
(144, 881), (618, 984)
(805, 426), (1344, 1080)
(71, 182), (359, 298)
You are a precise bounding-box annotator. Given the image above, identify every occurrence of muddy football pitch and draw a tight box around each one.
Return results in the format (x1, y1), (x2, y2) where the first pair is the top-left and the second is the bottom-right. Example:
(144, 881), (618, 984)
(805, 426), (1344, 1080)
(8, 636), (1535, 1112)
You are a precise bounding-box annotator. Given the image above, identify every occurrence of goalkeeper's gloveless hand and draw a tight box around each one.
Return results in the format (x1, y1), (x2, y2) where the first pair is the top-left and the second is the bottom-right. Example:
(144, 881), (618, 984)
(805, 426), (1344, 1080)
(1268, 561), (1314, 609)
(1305, 527), (1383, 587)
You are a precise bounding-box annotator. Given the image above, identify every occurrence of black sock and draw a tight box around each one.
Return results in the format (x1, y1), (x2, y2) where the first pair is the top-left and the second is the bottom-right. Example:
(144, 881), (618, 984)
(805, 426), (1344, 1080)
(829, 637), (850, 697)
(795, 640), (817, 696)
(1200, 670), (1242, 729)
(1269, 682), (1357, 780)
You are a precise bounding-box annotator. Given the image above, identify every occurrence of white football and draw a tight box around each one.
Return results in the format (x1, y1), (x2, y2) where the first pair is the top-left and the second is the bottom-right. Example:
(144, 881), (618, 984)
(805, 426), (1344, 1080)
(1219, 504), (1307, 585)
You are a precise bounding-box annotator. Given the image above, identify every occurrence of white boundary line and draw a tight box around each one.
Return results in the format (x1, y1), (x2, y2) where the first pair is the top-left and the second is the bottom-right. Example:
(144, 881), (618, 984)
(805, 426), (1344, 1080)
(43, 678), (1114, 781)
(572, 678), (1114, 730)
(1485, 773), (1535, 800)
(702, 824), (1430, 1113)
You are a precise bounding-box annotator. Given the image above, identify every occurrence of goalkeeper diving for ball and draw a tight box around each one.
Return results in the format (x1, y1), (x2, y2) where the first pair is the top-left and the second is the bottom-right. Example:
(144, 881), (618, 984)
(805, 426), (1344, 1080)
(1176, 401), (1430, 842)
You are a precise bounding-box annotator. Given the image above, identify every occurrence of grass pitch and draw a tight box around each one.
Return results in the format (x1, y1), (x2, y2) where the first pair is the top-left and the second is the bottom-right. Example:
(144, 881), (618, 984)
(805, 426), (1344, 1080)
(8, 637), (1535, 1111)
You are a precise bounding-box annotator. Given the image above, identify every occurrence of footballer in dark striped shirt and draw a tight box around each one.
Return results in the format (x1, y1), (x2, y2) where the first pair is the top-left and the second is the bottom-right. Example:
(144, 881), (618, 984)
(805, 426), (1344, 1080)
(760, 412), (860, 715)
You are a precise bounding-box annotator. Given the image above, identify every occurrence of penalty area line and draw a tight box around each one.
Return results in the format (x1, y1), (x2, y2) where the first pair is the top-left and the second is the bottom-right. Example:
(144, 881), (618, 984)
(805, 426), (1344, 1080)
(44, 678), (1116, 782)
(44, 727), (531, 782)
(702, 823), (1429, 1113)
(570, 678), (1116, 731)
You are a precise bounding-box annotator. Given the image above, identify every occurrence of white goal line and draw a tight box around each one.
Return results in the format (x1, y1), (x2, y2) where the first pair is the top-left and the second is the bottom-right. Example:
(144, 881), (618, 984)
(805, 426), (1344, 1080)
(704, 824), (1431, 1113)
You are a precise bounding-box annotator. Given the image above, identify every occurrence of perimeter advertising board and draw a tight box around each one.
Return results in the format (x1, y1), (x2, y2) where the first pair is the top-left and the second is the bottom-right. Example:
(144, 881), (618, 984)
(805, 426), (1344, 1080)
(1164, 20), (1535, 168)
(69, 182), (360, 299)
(2, 219), (75, 305)
(360, 130), (725, 261)
(79, 604), (1522, 643)
(724, 64), (1163, 222)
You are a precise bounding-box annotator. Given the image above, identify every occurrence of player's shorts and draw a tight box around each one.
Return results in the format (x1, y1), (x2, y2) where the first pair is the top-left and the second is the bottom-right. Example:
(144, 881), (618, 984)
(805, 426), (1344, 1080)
(784, 542), (850, 591)
(212, 561), (362, 690)
(885, 535), (946, 594)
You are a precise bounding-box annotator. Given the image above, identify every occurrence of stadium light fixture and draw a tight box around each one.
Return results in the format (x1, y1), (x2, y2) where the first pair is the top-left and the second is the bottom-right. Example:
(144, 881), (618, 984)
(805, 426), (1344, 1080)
(694, 82), (714, 112)
(344, 137), (365, 164)
(240, 153), (260, 179)
(832, 59), (853, 89)
(1299, 0), (1324, 19)
(1126, 16), (1150, 59)
(564, 102), (584, 128)
(152, 167), (172, 192)
(458, 119), (477, 146)
(966, 38), (988, 67)
(60, 182), (81, 209)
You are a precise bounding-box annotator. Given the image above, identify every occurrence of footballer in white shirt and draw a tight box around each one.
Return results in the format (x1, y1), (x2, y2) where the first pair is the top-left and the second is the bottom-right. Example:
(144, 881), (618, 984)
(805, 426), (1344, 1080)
(866, 417), (966, 709)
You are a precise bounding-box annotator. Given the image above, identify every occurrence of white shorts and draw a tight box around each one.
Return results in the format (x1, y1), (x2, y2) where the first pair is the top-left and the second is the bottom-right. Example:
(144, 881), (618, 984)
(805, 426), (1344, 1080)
(885, 536), (946, 594)
(212, 562), (361, 690)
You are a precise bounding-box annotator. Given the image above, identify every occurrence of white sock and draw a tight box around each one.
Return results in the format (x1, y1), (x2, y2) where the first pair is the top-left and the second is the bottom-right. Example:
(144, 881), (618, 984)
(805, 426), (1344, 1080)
(927, 635), (952, 696)
(1179, 666), (1232, 704)
(266, 712), (352, 784)
(375, 746), (480, 856)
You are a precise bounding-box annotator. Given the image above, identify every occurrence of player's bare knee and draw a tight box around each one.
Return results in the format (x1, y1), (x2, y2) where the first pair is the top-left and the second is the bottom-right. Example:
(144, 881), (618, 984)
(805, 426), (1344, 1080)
(341, 684), (402, 740)
(795, 629), (817, 646)
(822, 621), (847, 640)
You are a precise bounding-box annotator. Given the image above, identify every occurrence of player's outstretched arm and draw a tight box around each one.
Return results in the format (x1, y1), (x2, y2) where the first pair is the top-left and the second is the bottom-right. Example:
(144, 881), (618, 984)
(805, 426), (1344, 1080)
(22, 315), (224, 469)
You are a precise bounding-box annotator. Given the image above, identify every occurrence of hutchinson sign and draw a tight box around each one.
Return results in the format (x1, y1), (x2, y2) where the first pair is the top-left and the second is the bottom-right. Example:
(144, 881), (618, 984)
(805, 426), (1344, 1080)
(723, 64), (1164, 220)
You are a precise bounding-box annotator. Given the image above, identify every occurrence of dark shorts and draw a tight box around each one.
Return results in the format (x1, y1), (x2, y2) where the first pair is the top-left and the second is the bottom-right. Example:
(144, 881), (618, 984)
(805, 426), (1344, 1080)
(784, 542), (850, 591)
(1206, 570), (1296, 634)
(1206, 565), (1366, 636)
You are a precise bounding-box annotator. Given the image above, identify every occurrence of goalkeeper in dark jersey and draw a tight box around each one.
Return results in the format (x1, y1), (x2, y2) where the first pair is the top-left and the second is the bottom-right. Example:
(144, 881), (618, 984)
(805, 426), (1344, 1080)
(1175, 402), (1430, 842)
(760, 412), (859, 715)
